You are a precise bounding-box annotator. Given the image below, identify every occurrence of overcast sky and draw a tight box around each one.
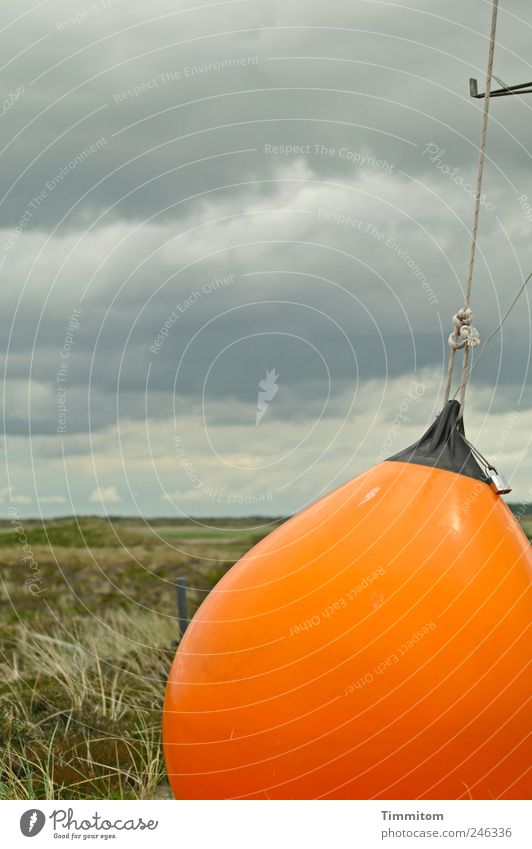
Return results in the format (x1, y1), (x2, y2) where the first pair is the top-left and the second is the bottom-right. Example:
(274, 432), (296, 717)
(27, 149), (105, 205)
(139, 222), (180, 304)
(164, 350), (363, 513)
(1, 0), (531, 519)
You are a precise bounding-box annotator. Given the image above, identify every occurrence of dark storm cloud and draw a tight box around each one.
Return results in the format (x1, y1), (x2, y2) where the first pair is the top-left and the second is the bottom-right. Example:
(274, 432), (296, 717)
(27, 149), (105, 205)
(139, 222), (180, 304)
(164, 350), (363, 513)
(0, 0), (530, 230)
(0, 0), (530, 515)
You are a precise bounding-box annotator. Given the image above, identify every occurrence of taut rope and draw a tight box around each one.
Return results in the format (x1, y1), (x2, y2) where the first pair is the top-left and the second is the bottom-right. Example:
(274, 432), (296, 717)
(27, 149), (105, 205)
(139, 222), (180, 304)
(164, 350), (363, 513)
(443, 0), (500, 411)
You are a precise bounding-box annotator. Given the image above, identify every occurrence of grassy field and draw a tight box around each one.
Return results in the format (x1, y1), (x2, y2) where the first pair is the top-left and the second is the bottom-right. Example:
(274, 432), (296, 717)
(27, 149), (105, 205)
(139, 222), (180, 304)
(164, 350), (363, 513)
(0, 510), (529, 800)
(0, 516), (279, 800)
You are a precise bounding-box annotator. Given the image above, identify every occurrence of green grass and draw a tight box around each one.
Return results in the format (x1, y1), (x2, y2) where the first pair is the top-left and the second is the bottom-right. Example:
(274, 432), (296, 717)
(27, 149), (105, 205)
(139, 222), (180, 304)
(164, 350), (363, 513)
(0, 610), (174, 800)
(1, 518), (139, 548)
(0, 516), (278, 799)
(125, 524), (265, 540)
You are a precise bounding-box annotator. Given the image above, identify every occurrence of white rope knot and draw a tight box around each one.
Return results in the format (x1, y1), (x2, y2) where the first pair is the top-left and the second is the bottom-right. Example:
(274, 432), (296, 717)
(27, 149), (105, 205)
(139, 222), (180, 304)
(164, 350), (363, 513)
(448, 308), (480, 351)
(442, 0), (498, 410)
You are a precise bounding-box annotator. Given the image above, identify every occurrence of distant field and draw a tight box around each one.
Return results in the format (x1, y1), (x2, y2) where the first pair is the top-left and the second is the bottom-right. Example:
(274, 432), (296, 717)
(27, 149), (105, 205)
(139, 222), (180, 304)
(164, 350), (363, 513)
(0, 510), (529, 800)
(122, 524), (268, 541)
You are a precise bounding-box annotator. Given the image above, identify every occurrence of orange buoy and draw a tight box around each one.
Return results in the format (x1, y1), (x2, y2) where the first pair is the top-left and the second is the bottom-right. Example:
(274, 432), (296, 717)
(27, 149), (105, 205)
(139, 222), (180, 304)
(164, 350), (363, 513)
(163, 401), (531, 799)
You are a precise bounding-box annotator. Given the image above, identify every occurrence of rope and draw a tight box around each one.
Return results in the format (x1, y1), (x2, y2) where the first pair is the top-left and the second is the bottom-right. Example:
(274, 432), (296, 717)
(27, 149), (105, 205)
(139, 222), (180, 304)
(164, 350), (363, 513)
(453, 271), (532, 395)
(443, 0), (499, 409)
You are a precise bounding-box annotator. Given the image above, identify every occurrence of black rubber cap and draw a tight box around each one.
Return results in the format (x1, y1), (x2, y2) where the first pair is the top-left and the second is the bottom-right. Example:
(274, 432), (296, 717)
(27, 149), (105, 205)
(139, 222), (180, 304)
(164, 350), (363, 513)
(386, 400), (491, 482)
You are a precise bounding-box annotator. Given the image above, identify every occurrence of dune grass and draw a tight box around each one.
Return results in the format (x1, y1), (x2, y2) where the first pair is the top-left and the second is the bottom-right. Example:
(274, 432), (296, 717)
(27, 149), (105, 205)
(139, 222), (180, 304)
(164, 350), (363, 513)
(0, 609), (173, 800)
(0, 516), (276, 799)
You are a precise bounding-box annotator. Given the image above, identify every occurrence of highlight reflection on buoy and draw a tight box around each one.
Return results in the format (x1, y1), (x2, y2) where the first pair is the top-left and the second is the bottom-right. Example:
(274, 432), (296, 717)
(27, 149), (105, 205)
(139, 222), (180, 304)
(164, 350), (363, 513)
(163, 401), (531, 799)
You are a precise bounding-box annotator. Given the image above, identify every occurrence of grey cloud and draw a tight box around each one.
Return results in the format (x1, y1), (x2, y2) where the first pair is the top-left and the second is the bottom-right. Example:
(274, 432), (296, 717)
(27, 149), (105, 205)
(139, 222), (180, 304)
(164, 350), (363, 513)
(1, 0), (531, 230)
(1, 0), (530, 513)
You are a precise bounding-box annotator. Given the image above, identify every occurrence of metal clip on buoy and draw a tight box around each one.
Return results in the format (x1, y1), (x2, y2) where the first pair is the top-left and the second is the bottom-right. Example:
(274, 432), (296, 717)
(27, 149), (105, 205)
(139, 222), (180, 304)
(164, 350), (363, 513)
(489, 469), (512, 495)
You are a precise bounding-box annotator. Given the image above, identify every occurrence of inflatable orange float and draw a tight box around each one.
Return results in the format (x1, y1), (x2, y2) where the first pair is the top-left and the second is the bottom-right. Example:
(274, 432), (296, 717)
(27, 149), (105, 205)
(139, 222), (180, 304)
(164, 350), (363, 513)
(163, 401), (531, 799)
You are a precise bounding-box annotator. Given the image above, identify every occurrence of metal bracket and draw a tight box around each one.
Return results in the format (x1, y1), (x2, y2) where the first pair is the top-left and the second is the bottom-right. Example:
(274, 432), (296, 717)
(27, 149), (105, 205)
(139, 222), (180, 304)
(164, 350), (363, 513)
(488, 468), (512, 495)
(470, 77), (532, 98)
